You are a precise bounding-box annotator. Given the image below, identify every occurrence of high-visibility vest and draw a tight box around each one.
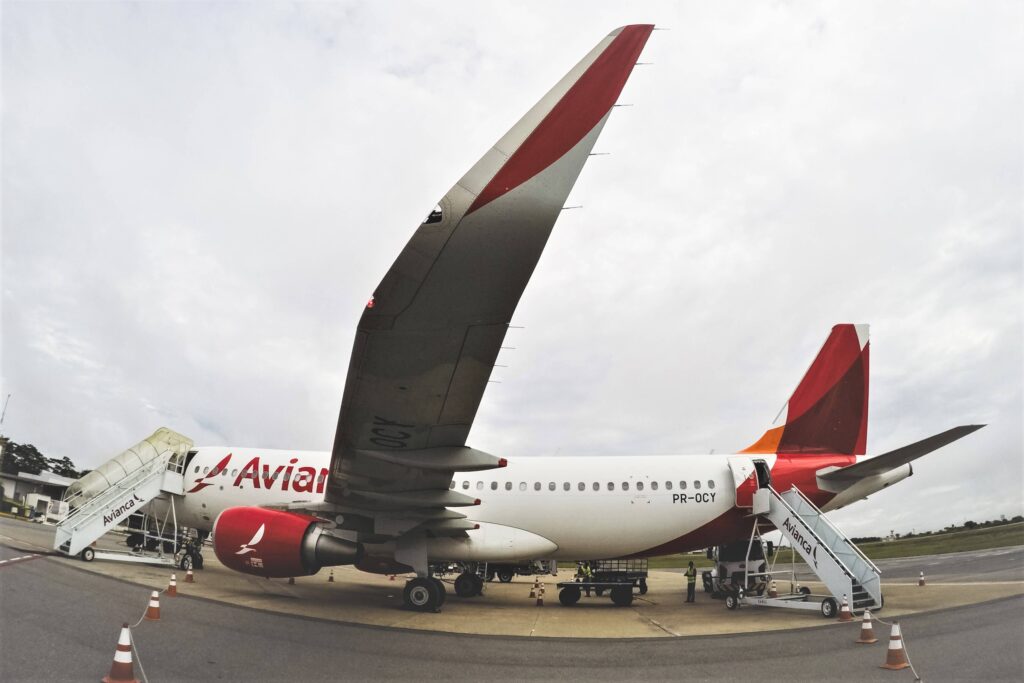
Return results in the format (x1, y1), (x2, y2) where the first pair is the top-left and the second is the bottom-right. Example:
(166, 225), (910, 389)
(685, 567), (697, 584)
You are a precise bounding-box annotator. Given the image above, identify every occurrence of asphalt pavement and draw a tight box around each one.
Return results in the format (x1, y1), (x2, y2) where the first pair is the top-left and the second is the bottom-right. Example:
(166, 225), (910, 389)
(1, 541), (1022, 681)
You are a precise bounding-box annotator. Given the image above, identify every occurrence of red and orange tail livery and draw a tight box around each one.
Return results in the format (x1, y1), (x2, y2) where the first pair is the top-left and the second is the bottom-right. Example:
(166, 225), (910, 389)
(742, 324), (870, 456)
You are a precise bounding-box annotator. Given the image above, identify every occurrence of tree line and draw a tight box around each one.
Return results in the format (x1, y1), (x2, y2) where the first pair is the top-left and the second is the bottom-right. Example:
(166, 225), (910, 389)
(1, 439), (86, 479)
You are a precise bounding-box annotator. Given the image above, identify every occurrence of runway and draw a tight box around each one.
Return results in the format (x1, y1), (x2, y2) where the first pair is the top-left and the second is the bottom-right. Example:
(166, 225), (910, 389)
(2, 538), (1022, 681)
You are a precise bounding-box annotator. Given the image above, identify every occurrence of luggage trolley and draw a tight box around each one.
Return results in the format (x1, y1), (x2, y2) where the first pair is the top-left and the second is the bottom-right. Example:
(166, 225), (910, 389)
(556, 559), (648, 607)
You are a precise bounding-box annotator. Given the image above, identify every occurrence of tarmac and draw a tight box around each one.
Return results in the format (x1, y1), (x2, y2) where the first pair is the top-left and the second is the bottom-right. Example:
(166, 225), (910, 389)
(1, 516), (1022, 639)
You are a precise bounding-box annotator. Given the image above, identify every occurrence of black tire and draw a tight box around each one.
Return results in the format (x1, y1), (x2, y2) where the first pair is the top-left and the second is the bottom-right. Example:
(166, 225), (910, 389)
(610, 586), (633, 607)
(193, 552), (204, 570)
(179, 554), (193, 571)
(594, 587), (605, 597)
(126, 533), (144, 549)
(431, 578), (447, 606)
(498, 569), (514, 583)
(403, 577), (441, 612)
(559, 586), (581, 606)
(454, 573), (477, 598)
(725, 594), (739, 610)
(799, 585), (811, 596)
(638, 579), (648, 595)
(80, 547), (95, 562)
(755, 585), (765, 596)
(821, 598), (838, 618)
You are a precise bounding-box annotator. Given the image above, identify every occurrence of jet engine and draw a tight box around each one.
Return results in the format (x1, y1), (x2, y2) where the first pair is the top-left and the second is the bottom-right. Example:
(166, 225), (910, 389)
(213, 507), (362, 578)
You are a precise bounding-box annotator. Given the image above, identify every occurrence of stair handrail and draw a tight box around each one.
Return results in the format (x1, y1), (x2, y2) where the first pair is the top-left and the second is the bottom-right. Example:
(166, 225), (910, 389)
(784, 485), (881, 574)
(767, 485), (858, 582)
(59, 460), (166, 528)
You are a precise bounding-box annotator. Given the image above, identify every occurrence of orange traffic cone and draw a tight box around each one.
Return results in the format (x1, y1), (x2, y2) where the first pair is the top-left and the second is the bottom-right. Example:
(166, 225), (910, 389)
(918, 571), (925, 587)
(101, 623), (139, 683)
(856, 610), (878, 644)
(768, 580), (778, 598)
(328, 569), (335, 583)
(185, 569), (195, 583)
(881, 622), (911, 670)
(389, 574), (396, 582)
(167, 574), (177, 597)
(838, 594), (854, 622)
(536, 587), (544, 607)
(144, 591), (160, 621)
(529, 585), (537, 598)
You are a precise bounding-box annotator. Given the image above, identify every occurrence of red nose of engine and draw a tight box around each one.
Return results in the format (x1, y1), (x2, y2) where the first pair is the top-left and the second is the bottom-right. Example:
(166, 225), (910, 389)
(213, 507), (320, 578)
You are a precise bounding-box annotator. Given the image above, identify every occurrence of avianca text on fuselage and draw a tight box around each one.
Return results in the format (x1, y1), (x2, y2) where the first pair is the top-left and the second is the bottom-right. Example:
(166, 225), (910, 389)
(186, 453), (329, 495)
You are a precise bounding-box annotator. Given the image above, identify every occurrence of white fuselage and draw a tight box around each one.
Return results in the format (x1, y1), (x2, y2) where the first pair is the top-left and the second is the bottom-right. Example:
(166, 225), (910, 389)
(161, 446), (796, 562)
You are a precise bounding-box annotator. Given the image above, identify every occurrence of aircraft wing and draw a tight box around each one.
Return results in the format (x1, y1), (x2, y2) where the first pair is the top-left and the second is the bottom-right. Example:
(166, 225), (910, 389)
(817, 425), (985, 484)
(324, 26), (654, 529)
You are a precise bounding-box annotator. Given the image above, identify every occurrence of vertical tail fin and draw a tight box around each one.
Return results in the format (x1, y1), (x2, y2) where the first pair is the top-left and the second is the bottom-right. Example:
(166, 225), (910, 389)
(741, 324), (870, 455)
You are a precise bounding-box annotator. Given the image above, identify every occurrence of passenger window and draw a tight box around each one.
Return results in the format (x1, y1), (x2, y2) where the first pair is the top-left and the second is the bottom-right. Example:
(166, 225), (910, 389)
(194, 466), (200, 474)
(622, 482), (630, 491)
(578, 482), (585, 491)
(637, 482), (644, 491)
(505, 482), (512, 491)
(491, 482), (498, 490)
(651, 481), (659, 491)
(203, 467), (209, 474)
(519, 482), (527, 491)
(476, 481), (483, 490)
(231, 469), (238, 477)
(680, 481), (687, 490)
(548, 482), (556, 491)
(708, 480), (715, 489)
(534, 482), (541, 491)
(462, 481), (469, 490)
(563, 482), (570, 491)
(694, 480), (701, 490)
(607, 482), (615, 491)
(223, 469), (230, 477)
(593, 482), (600, 491)
(666, 481), (673, 490)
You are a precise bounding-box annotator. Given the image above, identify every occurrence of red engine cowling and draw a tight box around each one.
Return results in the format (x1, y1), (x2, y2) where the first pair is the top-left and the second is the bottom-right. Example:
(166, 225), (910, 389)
(213, 507), (361, 578)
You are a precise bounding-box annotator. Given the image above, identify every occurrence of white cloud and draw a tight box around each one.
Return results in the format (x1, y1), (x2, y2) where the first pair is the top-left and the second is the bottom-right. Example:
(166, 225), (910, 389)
(3, 1), (1021, 535)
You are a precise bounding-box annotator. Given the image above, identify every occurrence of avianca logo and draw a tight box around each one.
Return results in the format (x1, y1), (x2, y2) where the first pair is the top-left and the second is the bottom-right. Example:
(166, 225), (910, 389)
(236, 524), (265, 555)
(186, 453), (234, 493)
(186, 453), (329, 495)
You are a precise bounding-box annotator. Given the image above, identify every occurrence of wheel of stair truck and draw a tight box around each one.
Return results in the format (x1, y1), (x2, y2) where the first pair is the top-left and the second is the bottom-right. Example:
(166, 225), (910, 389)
(799, 585), (811, 597)
(454, 572), (478, 598)
(80, 547), (95, 562)
(559, 585), (581, 606)
(820, 597), (838, 618)
(725, 594), (739, 610)
(638, 579), (648, 595)
(404, 577), (443, 612)
(610, 586), (633, 607)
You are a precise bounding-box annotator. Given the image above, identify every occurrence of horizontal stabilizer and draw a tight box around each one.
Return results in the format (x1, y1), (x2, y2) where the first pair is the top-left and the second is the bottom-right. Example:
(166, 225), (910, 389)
(818, 425), (985, 483)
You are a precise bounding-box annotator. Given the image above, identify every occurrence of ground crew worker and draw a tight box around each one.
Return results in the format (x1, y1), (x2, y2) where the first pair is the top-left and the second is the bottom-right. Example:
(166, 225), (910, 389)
(685, 561), (697, 602)
(581, 561), (593, 596)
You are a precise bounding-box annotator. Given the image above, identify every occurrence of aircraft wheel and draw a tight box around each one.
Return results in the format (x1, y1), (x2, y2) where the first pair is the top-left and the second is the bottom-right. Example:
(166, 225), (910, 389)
(431, 578), (447, 606)
(725, 594), (739, 610)
(559, 586), (581, 606)
(454, 572), (478, 598)
(179, 554), (193, 571)
(610, 586), (633, 607)
(81, 547), (95, 562)
(821, 597), (838, 618)
(498, 569), (514, 583)
(193, 552), (204, 570)
(404, 577), (442, 612)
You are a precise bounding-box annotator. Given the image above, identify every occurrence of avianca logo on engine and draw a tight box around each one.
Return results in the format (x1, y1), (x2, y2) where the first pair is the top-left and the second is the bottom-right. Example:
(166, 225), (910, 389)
(186, 453), (329, 495)
(236, 524), (265, 555)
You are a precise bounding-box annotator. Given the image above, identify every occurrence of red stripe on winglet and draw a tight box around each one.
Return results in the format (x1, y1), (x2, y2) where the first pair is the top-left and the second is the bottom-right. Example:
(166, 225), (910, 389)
(466, 25), (654, 215)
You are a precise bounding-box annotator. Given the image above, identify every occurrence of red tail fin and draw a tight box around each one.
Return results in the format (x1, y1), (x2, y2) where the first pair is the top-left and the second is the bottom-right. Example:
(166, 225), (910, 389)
(741, 324), (869, 455)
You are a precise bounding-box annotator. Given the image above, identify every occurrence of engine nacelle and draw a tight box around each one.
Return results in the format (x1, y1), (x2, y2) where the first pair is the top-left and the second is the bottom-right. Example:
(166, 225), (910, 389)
(213, 507), (362, 578)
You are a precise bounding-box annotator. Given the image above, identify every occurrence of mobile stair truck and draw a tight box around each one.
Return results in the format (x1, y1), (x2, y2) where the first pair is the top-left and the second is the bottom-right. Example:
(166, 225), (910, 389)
(53, 428), (199, 568)
(718, 456), (883, 618)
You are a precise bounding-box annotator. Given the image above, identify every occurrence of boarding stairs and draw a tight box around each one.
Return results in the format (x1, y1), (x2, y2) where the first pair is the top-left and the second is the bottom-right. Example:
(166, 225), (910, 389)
(54, 428), (192, 557)
(754, 485), (881, 611)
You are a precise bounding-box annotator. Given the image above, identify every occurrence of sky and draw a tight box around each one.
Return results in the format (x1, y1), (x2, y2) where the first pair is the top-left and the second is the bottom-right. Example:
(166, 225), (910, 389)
(3, 1), (1021, 538)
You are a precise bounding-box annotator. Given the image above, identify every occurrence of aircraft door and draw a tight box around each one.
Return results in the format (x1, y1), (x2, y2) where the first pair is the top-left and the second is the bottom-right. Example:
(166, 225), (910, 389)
(728, 457), (757, 508)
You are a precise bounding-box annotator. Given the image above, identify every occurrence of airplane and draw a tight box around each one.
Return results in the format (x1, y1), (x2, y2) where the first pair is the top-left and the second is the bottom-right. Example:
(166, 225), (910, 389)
(105, 25), (985, 611)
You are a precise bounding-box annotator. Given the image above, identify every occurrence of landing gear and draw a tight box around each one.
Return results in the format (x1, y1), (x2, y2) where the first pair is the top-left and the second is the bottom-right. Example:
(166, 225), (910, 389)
(454, 571), (484, 597)
(179, 554), (193, 571)
(403, 577), (445, 612)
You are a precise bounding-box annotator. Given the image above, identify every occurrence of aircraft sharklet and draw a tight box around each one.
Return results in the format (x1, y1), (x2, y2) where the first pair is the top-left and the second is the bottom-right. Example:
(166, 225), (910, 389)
(757, 484), (882, 610)
(355, 446), (505, 472)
